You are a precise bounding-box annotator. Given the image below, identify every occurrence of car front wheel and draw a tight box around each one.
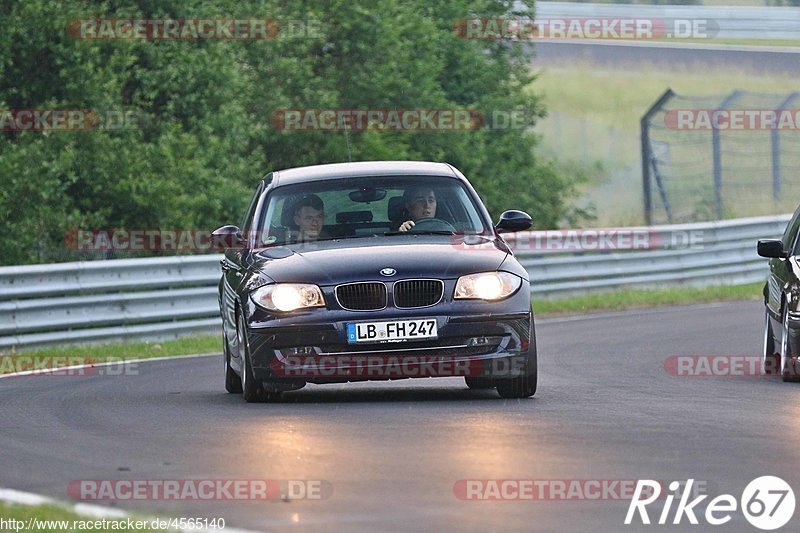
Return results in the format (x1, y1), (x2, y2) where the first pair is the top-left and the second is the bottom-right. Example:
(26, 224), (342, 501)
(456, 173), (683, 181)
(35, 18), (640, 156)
(496, 328), (538, 399)
(763, 308), (779, 375)
(238, 313), (266, 402)
(496, 368), (537, 398)
(224, 335), (242, 393)
(781, 306), (800, 383)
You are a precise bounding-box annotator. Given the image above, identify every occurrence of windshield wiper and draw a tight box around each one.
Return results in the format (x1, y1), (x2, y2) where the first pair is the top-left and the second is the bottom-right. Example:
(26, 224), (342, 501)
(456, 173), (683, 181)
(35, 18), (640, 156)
(383, 230), (456, 236)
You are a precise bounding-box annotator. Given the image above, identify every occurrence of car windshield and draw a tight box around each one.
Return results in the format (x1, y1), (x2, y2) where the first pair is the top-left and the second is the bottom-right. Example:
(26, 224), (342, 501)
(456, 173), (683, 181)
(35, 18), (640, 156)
(255, 175), (488, 247)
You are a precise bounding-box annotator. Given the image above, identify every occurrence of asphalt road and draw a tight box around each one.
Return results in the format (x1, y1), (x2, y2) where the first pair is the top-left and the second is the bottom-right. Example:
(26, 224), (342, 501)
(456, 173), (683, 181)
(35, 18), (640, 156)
(2, 299), (799, 532)
(533, 41), (800, 74)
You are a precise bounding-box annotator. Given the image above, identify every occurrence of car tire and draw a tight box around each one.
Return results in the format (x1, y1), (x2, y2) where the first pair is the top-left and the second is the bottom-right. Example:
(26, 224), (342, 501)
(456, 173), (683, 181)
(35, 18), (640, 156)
(224, 336), (243, 393)
(238, 313), (266, 402)
(465, 377), (494, 390)
(763, 308), (779, 376)
(496, 365), (537, 398)
(241, 351), (265, 403)
(496, 321), (538, 399)
(780, 305), (800, 383)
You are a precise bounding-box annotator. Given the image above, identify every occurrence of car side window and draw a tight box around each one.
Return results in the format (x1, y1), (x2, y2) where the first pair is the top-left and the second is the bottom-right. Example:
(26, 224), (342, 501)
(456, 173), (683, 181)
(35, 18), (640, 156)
(241, 181), (264, 233)
(784, 207), (800, 252)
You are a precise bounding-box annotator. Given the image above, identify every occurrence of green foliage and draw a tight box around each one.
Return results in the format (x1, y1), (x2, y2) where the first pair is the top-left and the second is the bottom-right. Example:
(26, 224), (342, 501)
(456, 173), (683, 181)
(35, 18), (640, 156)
(0, 0), (583, 265)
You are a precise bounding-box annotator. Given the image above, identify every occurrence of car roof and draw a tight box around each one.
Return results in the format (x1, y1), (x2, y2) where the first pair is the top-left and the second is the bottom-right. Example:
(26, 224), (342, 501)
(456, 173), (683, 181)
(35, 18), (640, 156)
(272, 161), (459, 187)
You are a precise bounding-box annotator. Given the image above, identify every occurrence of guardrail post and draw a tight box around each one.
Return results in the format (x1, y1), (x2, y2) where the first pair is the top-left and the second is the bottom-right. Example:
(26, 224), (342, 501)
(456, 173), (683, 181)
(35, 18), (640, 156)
(772, 92), (799, 200)
(641, 89), (675, 225)
(711, 90), (742, 219)
(651, 154), (673, 224)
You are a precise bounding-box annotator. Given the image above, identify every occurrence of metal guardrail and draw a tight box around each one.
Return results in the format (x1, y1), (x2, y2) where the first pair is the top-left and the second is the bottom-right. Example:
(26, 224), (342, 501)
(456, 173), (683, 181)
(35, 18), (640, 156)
(535, 2), (800, 40)
(0, 214), (789, 349)
(520, 214), (790, 294)
(0, 256), (222, 349)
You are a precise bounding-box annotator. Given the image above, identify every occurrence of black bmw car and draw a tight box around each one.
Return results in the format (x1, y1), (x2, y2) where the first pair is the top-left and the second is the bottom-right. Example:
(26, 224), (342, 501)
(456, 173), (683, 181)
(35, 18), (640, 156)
(759, 205), (800, 382)
(213, 161), (536, 402)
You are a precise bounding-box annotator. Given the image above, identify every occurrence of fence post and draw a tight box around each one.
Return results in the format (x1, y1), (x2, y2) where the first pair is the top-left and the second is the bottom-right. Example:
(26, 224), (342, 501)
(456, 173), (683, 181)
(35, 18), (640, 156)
(772, 92), (799, 200)
(641, 88), (675, 225)
(711, 90), (742, 219)
(651, 153), (673, 223)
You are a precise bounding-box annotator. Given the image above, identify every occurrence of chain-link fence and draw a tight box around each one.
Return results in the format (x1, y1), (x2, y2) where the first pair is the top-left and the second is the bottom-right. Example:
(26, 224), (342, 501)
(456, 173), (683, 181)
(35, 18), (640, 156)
(642, 89), (800, 225)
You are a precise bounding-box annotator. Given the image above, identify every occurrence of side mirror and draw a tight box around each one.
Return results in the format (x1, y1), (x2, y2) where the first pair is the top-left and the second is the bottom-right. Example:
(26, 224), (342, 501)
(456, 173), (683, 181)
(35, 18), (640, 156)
(757, 239), (786, 259)
(212, 225), (245, 249)
(495, 210), (532, 233)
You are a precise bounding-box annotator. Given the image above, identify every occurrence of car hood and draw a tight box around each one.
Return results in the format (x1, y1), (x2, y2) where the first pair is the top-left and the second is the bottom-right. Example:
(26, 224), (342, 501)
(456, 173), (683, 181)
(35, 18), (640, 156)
(250, 237), (509, 285)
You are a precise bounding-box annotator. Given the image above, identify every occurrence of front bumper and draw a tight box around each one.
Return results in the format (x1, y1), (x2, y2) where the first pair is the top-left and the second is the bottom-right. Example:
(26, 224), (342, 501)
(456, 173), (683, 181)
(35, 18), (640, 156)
(245, 310), (533, 384)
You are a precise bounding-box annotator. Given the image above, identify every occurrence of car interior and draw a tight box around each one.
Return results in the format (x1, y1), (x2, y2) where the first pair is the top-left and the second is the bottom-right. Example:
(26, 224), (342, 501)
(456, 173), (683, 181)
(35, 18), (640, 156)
(261, 185), (476, 246)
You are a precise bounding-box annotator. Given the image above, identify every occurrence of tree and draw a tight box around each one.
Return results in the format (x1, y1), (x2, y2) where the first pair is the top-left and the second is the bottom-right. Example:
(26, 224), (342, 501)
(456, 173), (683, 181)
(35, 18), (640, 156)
(0, 0), (584, 265)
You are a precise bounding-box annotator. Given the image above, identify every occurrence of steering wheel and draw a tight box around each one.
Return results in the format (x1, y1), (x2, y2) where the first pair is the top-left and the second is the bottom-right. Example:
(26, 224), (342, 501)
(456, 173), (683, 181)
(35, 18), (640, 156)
(407, 218), (457, 233)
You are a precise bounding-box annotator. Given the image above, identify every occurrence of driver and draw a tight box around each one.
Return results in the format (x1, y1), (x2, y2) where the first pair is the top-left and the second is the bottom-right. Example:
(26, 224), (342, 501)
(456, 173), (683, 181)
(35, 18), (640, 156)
(293, 194), (326, 241)
(398, 187), (437, 232)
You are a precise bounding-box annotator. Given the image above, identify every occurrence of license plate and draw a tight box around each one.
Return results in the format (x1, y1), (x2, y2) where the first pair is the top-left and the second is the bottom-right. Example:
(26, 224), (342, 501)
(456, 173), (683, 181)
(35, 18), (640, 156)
(347, 319), (438, 343)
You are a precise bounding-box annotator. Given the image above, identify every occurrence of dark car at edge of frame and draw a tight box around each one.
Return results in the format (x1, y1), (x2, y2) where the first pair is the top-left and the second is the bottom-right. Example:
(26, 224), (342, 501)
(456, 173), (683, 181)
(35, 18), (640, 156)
(759, 204), (800, 382)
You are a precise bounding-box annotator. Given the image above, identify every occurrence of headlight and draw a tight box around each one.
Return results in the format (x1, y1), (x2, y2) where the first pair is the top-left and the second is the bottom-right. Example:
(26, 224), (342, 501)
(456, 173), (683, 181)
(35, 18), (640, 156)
(454, 272), (522, 301)
(251, 284), (326, 312)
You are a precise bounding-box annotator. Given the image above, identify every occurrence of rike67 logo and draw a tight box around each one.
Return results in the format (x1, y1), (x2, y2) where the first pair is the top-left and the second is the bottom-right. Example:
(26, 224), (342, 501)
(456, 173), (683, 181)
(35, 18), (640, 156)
(625, 477), (795, 530)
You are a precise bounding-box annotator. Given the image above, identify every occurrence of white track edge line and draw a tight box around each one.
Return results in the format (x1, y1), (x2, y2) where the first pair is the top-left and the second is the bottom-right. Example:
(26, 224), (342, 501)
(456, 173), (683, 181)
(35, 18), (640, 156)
(0, 352), (218, 380)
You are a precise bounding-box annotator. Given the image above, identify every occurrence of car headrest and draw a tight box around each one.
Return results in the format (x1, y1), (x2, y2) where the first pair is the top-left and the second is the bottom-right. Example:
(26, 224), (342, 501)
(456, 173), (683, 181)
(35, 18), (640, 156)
(388, 196), (408, 222)
(336, 211), (373, 224)
(281, 200), (298, 228)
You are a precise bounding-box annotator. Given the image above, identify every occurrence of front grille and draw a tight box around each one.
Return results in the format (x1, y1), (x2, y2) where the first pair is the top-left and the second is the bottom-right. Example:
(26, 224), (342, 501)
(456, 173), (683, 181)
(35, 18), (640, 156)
(393, 279), (443, 308)
(336, 282), (387, 311)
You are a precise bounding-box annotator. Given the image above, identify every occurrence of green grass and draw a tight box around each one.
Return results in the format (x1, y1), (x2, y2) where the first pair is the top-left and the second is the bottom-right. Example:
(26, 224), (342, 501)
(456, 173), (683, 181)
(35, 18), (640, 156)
(531, 62), (800, 225)
(0, 502), (162, 532)
(533, 282), (763, 316)
(0, 335), (220, 375)
(533, 62), (800, 136)
(11, 335), (219, 358)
